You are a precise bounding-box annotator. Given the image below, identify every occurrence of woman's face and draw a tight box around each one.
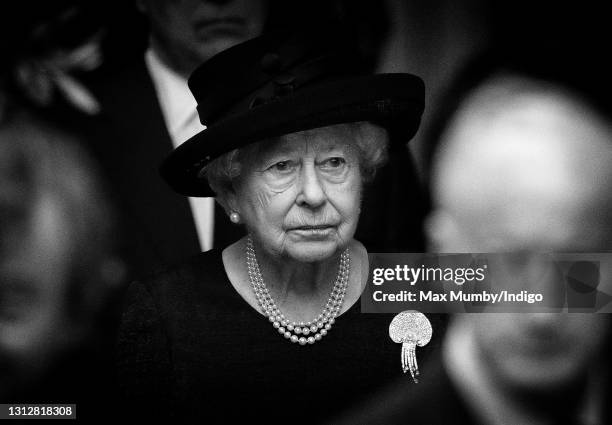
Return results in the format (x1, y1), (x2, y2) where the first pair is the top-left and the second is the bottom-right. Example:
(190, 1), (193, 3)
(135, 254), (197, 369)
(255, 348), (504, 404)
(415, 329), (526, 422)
(231, 125), (363, 263)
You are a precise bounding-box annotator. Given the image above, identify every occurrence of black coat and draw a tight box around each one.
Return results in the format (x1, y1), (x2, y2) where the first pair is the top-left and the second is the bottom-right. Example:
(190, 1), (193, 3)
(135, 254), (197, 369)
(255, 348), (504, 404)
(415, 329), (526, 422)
(116, 248), (406, 424)
(331, 349), (479, 425)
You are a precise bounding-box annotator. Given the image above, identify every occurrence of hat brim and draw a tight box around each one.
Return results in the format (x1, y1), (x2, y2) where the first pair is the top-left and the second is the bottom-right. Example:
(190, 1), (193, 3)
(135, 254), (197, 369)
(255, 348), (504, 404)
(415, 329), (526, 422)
(160, 74), (425, 197)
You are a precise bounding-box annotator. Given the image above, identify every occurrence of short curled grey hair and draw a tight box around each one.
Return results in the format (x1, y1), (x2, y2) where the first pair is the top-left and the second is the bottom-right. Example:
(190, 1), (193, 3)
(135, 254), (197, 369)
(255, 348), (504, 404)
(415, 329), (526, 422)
(202, 121), (389, 206)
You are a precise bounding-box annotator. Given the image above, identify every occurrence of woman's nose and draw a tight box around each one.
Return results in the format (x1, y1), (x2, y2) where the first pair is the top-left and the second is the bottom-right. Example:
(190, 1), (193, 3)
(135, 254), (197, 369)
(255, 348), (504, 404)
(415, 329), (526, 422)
(296, 164), (326, 208)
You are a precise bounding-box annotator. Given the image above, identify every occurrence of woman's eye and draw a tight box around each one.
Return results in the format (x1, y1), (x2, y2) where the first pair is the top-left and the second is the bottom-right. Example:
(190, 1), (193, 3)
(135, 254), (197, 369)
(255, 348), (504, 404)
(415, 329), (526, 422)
(269, 161), (294, 173)
(321, 157), (346, 169)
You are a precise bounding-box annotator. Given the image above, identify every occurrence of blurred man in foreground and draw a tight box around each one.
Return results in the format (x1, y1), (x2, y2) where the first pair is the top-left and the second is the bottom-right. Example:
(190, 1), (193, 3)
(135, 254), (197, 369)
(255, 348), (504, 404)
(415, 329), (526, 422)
(427, 72), (612, 425)
(334, 52), (612, 424)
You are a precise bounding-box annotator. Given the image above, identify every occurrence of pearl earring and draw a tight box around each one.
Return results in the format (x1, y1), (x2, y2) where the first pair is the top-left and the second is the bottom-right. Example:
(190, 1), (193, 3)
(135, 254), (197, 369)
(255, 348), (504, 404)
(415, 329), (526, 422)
(229, 212), (241, 224)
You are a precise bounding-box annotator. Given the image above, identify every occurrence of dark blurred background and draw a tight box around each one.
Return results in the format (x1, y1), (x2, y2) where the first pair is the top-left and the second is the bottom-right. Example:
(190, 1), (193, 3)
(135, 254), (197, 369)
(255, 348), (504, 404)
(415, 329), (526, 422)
(2, 0), (608, 172)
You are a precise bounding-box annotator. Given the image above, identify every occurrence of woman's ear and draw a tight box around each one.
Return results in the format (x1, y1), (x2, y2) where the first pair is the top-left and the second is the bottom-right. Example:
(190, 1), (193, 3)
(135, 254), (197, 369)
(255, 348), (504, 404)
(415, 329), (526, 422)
(216, 185), (240, 217)
(225, 189), (244, 224)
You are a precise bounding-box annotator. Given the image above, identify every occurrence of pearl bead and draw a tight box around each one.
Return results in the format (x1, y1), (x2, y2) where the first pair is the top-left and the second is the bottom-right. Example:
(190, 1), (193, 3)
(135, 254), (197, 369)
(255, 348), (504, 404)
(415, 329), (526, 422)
(284, 331), (291, 338)
(273, 322), (280, 328)
(310, 325), (317, 332)
(298, 337), (307, 345)
(329, 318), (335, 325)
(320, 329), (327, 336)
(324, 323), (331, 330)
(315, 333), (322, 341)
(290, 335), (298, 343)
(307, 337), (315, 344)
(287, 324), (294, 331)
(278, 327), (285, 333)
(302, 328), (310, 335)
(294, 327), (302, 334)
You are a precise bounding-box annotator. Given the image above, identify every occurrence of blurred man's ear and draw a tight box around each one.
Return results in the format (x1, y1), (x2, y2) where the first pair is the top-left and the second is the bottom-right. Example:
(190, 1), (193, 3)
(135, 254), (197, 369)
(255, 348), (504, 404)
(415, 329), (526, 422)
(425, 209), (463, 252)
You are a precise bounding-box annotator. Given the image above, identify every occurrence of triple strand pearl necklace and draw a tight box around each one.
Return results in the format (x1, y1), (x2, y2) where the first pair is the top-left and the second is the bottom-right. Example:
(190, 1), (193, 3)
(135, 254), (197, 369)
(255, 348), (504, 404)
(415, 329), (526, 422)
(246, 235), (350, 345)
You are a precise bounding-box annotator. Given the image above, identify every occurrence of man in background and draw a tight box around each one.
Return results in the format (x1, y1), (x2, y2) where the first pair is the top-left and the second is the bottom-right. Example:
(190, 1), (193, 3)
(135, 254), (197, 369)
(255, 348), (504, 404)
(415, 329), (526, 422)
(89, 0), (269, 279)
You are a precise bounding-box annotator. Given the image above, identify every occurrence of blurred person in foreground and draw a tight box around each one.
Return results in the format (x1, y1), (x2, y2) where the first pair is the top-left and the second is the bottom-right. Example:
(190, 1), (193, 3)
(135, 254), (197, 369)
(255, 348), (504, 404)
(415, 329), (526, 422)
(116, 29), (425, 424)
(89, 0), (427, 281)
(0, 100), (124, 420)
(332, 51), (612, 425)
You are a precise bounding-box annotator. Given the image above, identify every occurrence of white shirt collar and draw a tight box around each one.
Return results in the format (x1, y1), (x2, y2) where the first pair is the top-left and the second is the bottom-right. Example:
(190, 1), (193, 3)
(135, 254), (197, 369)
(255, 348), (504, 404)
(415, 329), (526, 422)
(143, 47), (214, 252)
(144, 48), (200, 139)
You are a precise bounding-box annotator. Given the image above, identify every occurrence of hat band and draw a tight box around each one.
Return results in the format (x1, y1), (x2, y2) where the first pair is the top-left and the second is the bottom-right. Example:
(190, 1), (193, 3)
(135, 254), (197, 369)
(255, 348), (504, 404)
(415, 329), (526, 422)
(197, 54), (349, 125)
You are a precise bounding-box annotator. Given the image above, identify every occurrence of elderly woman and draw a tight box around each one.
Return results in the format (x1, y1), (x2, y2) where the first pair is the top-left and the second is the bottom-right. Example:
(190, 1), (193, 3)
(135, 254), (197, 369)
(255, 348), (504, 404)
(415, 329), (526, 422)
(117, 30), (425, 424)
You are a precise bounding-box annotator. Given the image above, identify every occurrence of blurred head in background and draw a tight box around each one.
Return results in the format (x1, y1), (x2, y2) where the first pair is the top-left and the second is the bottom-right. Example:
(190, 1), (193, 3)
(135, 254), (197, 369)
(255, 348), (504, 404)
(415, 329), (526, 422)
(425, 53), (612, 422)
(0, 104), (124, 399)
(136, 0), (270, 77)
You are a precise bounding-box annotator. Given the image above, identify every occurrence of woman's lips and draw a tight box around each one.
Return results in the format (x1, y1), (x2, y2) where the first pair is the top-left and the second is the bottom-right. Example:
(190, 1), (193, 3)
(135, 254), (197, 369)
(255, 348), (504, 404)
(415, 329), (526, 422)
(288, 225), (337, 239)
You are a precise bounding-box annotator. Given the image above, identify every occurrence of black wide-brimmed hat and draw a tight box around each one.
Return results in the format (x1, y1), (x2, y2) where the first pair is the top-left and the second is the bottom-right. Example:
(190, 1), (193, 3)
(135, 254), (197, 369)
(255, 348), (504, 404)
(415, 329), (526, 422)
(160, 29), (425, 197)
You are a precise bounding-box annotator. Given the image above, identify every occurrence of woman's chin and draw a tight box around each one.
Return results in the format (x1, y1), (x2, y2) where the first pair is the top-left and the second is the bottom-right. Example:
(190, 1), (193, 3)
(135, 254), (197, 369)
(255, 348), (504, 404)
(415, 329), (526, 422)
(284, 240), (344, 263)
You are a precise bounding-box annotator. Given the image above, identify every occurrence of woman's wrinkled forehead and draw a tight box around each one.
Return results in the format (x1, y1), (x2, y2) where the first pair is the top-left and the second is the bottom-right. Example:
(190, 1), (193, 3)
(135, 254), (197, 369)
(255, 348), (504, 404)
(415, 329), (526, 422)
(252, 124), (357, 160)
